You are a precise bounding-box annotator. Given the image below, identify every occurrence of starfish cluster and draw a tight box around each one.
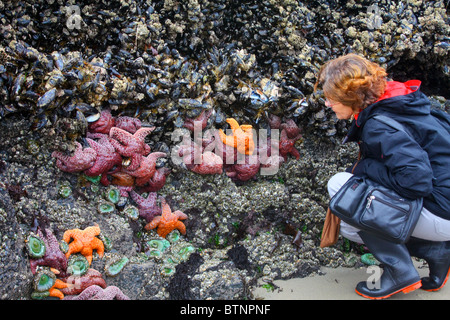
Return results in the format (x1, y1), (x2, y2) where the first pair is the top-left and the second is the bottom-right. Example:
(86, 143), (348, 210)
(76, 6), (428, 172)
(178, 113), (302, 181)
(52, 109), (170, 193)
(26, 225), (120, 300)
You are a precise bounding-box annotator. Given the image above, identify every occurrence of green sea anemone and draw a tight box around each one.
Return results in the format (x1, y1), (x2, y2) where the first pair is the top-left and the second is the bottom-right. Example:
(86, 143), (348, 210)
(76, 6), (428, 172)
(361, 253), (380, 266)
(123, 205), (139, 221)
(166, 230), (181, 244)
(67, 254), (89, 276)
(104, 186), (120, 204)
(160, 264), (176, 277)
(105, 256), (129, 277)
(26, 234), (46, 258)
(58, 183), (72, 198)
(97, 200), (116, 214)
(33, 269), (56, 292)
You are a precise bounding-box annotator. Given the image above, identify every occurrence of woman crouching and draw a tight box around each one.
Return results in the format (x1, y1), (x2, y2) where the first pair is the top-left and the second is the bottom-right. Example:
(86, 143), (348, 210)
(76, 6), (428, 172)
(315, 53), (450, 299)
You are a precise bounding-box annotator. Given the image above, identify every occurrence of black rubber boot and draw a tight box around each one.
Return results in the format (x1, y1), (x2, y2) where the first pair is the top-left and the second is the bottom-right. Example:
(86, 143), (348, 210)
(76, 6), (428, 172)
(406, 237), (450, 291)
(355, 231), (421, 299)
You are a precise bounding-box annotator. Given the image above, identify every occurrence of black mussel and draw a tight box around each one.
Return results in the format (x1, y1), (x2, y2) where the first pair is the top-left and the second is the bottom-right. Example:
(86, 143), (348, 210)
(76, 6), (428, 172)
(37, 88), (57, 108)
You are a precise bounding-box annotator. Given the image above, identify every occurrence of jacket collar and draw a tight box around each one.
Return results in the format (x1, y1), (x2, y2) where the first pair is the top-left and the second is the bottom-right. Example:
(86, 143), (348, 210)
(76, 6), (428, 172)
(343, 80), (422, 143)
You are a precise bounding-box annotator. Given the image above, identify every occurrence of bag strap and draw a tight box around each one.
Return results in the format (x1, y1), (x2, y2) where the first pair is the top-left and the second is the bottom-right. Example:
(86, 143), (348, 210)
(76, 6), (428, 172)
(372, 114), (409, 136)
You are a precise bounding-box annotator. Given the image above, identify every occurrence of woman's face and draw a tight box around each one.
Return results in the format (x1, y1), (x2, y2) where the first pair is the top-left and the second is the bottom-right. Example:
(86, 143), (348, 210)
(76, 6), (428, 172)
(325, 98), (354, 120)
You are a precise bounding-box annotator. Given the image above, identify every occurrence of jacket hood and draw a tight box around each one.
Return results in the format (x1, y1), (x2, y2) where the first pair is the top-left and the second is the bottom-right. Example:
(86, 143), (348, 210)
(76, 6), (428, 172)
(344, 80), (431, 143)
(355, 80), (431, 126)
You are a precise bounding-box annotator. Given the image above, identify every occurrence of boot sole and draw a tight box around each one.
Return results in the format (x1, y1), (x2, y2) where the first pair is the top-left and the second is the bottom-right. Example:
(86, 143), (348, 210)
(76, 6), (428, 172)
(355, 280), (422, 300)
(422, 265), (450, 292)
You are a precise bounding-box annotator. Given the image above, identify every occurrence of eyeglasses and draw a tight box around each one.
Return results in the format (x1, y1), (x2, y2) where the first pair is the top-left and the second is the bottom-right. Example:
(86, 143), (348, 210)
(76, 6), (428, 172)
(325, 99), (336, 108)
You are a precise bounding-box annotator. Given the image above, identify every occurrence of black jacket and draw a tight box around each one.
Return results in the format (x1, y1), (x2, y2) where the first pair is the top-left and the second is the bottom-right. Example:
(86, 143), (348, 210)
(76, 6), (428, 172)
(345, 80), (450, 220)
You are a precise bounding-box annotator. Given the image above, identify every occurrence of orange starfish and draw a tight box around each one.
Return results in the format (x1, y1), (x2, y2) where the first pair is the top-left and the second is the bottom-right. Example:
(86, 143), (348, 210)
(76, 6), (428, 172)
(50, 279), (71, 300)
(145, 197), (188, 238)
(218, 118), (255, 155)
(63, 224), (105, 265)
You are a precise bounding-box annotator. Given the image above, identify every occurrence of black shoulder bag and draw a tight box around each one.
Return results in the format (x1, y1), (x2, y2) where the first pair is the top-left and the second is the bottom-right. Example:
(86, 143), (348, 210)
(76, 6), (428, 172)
(329, 115), (423, 244)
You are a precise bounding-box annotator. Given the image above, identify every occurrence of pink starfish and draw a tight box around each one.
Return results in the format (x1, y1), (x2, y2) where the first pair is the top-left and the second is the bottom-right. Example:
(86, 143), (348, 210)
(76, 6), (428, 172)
(189, 151), (223, 175)
(130, 190), (161, 223)
(122, 152), (167, 186)
(280, 119), (302, 139)
(84, 137), (122, 185)
(109, 127), (154, 171)
(52, 142), (97, 173)
(63, 285), (130, 300)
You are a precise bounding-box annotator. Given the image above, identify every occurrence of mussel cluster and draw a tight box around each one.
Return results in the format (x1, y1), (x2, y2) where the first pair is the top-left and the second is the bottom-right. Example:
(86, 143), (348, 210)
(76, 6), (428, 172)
(0, 0), (448, 141)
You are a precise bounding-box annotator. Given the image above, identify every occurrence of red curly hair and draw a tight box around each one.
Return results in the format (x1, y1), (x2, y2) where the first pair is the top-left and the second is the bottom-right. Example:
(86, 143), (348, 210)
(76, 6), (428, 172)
(314, 53), (388, 110)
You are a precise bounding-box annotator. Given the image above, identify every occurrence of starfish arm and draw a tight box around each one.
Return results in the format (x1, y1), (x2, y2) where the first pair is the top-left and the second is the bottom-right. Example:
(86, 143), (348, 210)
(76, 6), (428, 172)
(130, 190), (144, 204)
(110, 127), (132, 145)
(49, 288), (65, 300)
(54, 279), (70, 289)
(174, 210), (188, 220)
(175, 221), (187, 235)
(134, 127), (155, 141)
(63, 230), (75, 244)
(226, 118), (240, 130)
(290, 147), (301, 160)
(145, 216), (161, 230)
(91, 238), (105, 258)
(218, 129), (237, 148)
(66, 241), (82, 258)
(109, 138), (127, 155)
(86, 138), (101, 153)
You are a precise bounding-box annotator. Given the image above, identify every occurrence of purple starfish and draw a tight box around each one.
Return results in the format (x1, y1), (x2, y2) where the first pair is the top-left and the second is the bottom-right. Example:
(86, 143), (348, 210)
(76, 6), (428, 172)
(29, 228), (68, 277)
(130, 190), (162, 223)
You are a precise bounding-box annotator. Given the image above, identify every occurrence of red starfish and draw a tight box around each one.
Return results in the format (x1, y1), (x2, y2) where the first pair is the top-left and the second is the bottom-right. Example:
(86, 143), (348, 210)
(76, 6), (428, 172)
(145, 197), (188, 238)
(52, 142), (97, 173)
(115, 116), (142, 134)
(139, 167), (171, 193)
(279, 128), (302, 160)
(85, 136), (122, 185)
(122, 152), (167, 186)
(61, 268), (107, 296)
(109, 127), (154, 171)
(88, 110), (115, 134)
(225, 155), (260, 181)
(183, 109), (212, 132)
(130, 190), (161, 223)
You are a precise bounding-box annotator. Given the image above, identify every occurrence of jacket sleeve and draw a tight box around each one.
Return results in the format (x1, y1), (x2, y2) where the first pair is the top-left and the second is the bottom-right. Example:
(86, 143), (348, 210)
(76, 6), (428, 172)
(353, 118), (433, 199)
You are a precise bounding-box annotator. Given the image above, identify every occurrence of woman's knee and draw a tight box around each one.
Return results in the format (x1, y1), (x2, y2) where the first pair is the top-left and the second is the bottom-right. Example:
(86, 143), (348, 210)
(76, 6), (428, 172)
(327, 172), (353, 197)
